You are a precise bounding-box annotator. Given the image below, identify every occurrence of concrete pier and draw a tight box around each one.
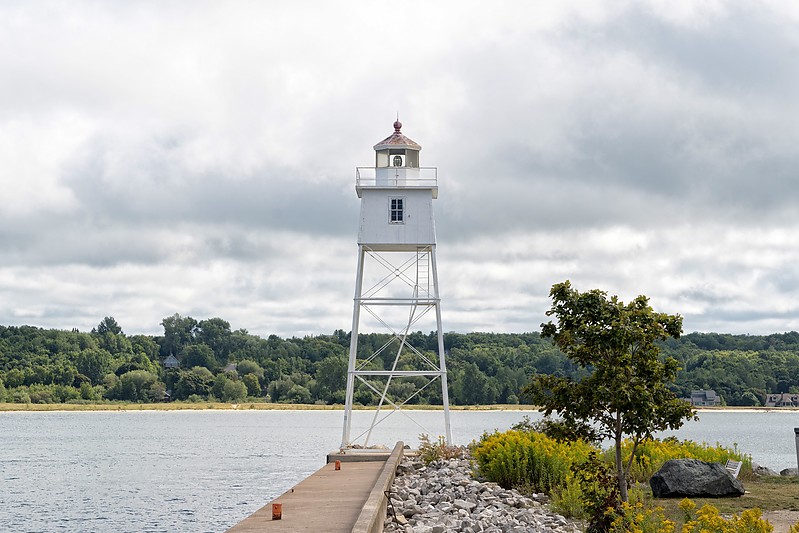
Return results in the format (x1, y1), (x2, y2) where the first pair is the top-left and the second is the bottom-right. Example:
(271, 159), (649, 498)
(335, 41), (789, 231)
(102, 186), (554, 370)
(226, 442), (404, 533)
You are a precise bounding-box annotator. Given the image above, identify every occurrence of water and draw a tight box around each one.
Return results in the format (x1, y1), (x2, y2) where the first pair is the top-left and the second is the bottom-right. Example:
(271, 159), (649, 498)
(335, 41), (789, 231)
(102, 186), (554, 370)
(1, 409), (798, 532)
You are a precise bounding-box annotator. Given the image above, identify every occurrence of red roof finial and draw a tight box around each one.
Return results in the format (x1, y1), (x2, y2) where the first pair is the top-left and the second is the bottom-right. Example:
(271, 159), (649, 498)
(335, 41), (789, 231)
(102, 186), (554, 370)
(393, 116), (402, 132)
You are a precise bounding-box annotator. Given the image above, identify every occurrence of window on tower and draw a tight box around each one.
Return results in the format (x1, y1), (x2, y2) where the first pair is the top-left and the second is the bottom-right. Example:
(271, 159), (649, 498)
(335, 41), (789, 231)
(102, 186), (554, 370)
(389, 197), (404, 224)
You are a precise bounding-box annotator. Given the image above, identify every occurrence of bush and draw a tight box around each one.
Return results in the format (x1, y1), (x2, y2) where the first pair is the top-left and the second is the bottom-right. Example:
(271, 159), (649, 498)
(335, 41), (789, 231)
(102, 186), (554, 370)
(679, 499), (774, 533)
(417, 434), (463, 465)
(473, 430), (595, 494)
(612, 437), (752, 483)
(609, 501), (674, 533)
(551, 476), (587, 519)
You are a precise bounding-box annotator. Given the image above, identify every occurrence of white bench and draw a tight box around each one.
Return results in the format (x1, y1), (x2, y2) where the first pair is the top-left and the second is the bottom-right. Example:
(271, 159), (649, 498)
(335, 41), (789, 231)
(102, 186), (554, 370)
(725, 459), (742, 478)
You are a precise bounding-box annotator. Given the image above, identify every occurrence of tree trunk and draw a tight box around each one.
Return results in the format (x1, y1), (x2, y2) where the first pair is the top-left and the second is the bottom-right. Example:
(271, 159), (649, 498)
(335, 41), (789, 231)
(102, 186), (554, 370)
(615, 434), (628, 502)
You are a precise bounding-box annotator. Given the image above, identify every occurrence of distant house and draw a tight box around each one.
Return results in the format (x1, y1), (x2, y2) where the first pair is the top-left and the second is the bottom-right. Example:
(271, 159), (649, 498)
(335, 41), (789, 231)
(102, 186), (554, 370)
(222, 363), (238, 374)
(163, 354), (180, 369)
(690, 389), (722, 406)
(764, 393), (799, 407)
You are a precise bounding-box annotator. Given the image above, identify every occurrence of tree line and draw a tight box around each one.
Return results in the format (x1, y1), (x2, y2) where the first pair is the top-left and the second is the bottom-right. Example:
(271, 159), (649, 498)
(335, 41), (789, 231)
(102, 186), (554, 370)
(0, 314), (797, 406)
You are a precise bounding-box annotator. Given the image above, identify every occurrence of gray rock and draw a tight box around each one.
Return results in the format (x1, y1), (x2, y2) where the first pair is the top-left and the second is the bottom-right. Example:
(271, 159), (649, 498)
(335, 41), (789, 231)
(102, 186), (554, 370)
(385, 453), (583, 533)
(752, 463), (779, 477)
(454, 499), (477, 511)
(650, 458), (745, 498)
(780, 467), (799, 476)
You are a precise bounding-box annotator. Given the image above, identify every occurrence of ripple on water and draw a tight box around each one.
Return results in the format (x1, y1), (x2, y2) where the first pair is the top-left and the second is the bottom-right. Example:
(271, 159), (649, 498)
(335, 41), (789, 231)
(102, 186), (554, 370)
(2, 409), (798, 532)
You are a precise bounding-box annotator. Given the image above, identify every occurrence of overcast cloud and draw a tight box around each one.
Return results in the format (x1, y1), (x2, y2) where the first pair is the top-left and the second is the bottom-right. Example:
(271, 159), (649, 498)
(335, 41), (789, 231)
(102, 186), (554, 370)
(1, 0), (798, 337)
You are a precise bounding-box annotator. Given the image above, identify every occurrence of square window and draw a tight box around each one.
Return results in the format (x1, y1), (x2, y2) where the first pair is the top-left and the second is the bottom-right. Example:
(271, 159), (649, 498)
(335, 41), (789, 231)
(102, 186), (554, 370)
(389, 197), (404, 224)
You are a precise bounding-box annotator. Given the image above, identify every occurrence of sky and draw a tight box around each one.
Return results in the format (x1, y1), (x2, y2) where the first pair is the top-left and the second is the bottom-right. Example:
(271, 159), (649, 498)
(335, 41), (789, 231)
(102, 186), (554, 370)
(1, 0), (799, 338)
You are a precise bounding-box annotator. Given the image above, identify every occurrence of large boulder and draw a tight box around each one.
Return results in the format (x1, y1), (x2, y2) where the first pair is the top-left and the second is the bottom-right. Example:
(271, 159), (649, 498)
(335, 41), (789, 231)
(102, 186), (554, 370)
(650, 458), (745, 498)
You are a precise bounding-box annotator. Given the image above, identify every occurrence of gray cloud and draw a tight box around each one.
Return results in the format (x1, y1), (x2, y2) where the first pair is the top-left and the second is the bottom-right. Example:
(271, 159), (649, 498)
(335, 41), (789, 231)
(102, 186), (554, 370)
(2, 1), (799, 337)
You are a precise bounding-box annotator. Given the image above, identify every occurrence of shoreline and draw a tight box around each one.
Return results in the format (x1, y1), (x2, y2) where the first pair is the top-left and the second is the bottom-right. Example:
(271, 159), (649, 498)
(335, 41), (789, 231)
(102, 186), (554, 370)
(2, 402), (798, 413)
(0, 402), (541, 413)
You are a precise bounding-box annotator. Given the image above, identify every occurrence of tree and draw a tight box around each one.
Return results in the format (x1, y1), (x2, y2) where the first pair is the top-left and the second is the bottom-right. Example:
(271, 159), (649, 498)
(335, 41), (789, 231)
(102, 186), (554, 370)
(524, 281), (695, 502)
(181, 344), (218, 372)
(236, 359), (265, 380)
(75, 348), (113, 384)
(160, 313), (198, 357)
(222, 379), (247, 402)
(242, 373), (261, 397)
(314, 355), (346, 403)
(109, 370), (160, 402)
(196, 318), (232, 363)
(93, 316), (123, 336)
(174, 367), (214, 400)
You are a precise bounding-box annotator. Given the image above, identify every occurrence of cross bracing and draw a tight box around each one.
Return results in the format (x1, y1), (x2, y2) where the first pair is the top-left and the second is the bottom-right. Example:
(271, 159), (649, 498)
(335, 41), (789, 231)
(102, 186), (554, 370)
(341, 245), (452, 448)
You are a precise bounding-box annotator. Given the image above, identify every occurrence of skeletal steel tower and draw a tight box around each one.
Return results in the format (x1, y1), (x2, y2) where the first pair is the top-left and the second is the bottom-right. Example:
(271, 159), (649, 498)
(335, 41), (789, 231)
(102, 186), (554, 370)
(341, 120), (452, 448)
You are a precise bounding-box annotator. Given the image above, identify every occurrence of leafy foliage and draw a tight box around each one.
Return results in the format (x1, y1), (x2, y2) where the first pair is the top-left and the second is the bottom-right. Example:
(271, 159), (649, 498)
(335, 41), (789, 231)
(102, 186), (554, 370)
(679, 499), (774, 533)
(615, 438), (752, 483)
(1, 311), (799, 407)
(525, 281), (695, 502)
(610, 501), (675, 533)
(472, 429), (594, 494)
(573, 451), (624, 533)
(417, 434), (464, 464)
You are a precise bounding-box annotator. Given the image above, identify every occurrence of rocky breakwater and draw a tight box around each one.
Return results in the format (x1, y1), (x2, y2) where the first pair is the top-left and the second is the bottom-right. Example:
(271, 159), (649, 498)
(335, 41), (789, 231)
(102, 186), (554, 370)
(384, 454), (582, 533)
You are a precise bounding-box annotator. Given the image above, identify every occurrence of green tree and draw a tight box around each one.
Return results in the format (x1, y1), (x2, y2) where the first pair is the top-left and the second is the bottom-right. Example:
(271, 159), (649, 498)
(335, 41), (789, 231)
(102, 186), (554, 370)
(174, 367), (214, 399)
(314, 355), (347, 403)
(236, 359), (264, 380)
(285, 384), (312, 403)
(75, 348), (113, 384)
(110, 370), (160, 402)
(160, 313), (198, 357)
(524, 281), (695, 503)
(242, 373), (261, 397)
(196, 318), (232, 363)
(222, 379), (247, 402)
(267, 377), (293, 402)
(130, 335), (160, 362)
(211, 373), (230, 400)
(181, 344), (218, 372)
(93, 316), (122, 336)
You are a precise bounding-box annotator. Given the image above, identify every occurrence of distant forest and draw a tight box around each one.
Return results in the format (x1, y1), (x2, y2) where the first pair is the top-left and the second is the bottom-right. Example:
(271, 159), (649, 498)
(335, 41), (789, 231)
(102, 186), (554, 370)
(1, 314), (798, 406)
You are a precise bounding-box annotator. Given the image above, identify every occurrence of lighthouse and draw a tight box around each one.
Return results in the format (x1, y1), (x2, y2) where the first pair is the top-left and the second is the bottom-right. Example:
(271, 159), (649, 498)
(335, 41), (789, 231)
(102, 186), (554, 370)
(341, 120), (452, 448)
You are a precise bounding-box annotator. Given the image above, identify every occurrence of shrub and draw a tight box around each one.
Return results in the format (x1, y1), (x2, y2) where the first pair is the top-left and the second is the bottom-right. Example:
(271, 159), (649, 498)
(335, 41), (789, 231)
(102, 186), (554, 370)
(680, 499), (773, 533)
(417, 434), (464, 465)
(473, 430), (594, 494)
(573, 451), (624, 532)
(610, 501), (674, 533)
(611, 437), (752, 483)
(551, 476), (587, 519)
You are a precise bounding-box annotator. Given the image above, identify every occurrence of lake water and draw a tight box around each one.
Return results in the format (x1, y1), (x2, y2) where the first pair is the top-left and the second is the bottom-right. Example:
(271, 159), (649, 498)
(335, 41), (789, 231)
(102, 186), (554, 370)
(1, 409), (798, 532)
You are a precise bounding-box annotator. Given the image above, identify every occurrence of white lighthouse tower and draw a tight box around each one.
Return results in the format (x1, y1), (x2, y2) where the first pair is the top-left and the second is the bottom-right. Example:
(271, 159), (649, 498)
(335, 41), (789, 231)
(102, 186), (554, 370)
(341, 120), (452, 448)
